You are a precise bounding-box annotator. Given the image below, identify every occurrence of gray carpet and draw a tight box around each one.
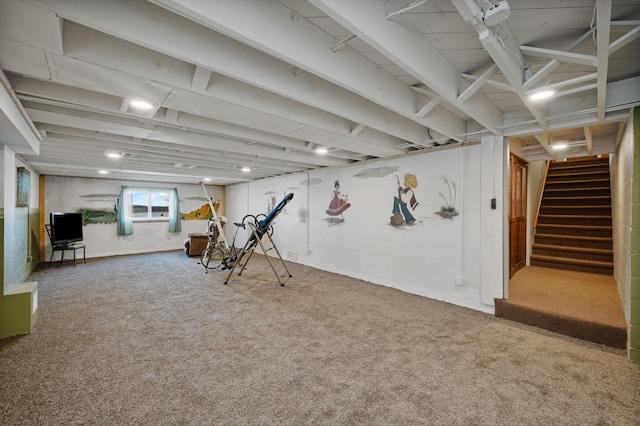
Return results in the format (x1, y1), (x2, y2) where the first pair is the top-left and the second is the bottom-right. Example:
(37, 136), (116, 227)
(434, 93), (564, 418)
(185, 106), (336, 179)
(1, 251), (639, 425)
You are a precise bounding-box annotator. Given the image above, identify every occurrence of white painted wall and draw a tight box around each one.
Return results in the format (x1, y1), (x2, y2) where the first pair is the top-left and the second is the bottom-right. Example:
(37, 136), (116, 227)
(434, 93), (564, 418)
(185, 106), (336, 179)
(44, 176), (223, 259)
(227, 143), (504, 314)
(611, 114), (634, 321)
(479, 135), (506, 305)
(1, 145), (17, 289)
(41, 142), (507, 315)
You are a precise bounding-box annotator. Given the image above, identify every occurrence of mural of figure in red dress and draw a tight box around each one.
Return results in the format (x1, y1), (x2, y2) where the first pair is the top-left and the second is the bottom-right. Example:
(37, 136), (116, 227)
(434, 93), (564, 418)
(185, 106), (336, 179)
(326, 180), (350, 222)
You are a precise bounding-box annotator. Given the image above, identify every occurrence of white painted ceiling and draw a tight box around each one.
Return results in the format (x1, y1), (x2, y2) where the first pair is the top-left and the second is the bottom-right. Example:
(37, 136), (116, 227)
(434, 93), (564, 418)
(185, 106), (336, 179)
(1, 0), (639, 184)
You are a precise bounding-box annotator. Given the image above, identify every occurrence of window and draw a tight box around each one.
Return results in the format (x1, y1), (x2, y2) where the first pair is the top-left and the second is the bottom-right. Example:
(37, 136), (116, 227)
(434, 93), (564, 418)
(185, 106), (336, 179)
(129, 189), (171, 221)
(117, 187), (181, 235)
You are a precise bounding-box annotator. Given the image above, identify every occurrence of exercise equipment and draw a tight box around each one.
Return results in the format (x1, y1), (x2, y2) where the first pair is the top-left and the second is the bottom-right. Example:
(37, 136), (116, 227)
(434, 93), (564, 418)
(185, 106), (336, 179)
(225, 193), (294, 286)
(200, 182), (243, 272)
(201, 182), (229, 251)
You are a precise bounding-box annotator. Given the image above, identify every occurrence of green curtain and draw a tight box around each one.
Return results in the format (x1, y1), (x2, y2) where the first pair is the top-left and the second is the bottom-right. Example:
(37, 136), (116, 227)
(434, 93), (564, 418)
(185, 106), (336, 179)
(116, 186), (133, 236)
(169, 188), (181, 233)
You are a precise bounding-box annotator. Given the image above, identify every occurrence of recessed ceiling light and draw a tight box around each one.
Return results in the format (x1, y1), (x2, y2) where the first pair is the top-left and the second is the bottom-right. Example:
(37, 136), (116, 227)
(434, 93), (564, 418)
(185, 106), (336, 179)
(98, 170), (109, 175)
(203, 177), (211, 182)
(315, 147), (328, 155)
(106, 152), (123, 159)
(129, 100), (154, 111)
(552, 143), (568, 151)
(241, 167), (251, 173)
(529, 90), (554, 101)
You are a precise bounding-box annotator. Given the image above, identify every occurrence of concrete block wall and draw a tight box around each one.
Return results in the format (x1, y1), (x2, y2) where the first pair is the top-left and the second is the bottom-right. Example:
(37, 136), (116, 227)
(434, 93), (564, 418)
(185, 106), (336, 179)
(227, 141), (504, 314)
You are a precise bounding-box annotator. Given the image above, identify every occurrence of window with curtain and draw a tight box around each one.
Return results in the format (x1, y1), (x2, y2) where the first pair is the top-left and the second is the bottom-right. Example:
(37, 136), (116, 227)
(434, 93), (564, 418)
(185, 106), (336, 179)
(117, 187), (181, 235)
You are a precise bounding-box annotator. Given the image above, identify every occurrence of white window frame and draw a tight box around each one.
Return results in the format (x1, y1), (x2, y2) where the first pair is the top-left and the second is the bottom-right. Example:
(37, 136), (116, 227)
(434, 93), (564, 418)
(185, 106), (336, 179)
(126, 188), (173, 223)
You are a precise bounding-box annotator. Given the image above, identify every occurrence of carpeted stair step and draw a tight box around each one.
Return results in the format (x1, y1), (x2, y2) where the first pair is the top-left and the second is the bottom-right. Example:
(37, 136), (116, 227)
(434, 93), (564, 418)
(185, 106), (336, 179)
(531, 244), (613, 263)
(535, 224), (612, 238)
(539, 205), (611, 216)
(533, 233), (613, 250)
(541, 195), (611, 207)
(530, 254), (613, 275)
(544, 178), (610, 190)
(543, 187), (611, 197)
(537, 214), (612, 227)
(547, 166), (609, 174)
(494, 299), (626, 349)
(548, 158), (609, 171)
(532, 157), (613, 275)
(546, 171), (610, 182)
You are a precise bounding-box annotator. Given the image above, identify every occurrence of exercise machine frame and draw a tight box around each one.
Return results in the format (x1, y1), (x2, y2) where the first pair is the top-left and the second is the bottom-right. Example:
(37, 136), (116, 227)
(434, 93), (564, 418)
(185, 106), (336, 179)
(224, 193), (294, 286)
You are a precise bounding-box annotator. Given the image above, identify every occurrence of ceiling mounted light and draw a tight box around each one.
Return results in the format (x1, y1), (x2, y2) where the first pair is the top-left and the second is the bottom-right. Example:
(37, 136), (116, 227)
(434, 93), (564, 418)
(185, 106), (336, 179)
(129, 100), (154, 111)
(529, 90), (555, 101)
(552, 143), (568, 151)
(106, 151), (124, 159)
(241, 167), (251, 173)
(203, 177), (211, 182)
(98, 170), (109, 175)
(482, 0), (510, 26)
(315, 147), (328, 155)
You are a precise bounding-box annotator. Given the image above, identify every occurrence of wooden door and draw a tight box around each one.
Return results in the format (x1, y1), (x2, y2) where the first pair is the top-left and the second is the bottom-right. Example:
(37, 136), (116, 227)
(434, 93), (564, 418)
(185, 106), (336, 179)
(509, 154), (528, 278)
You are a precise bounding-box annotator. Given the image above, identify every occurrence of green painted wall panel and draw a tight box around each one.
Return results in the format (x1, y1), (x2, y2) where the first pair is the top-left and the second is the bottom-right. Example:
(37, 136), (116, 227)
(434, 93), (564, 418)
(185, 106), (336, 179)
(0, 209), (39, 340)
(631, 107), (640, 365)
(0, 284), (37, 339)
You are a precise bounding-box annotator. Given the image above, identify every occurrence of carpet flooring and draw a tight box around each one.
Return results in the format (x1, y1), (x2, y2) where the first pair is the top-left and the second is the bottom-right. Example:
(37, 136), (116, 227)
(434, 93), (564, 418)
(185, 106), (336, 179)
(497, 266), (627, 348)
(1, 251), (639, 425)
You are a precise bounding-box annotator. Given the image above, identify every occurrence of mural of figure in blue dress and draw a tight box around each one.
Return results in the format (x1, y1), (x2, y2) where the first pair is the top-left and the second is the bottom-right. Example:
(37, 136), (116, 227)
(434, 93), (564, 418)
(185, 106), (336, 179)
(391, 173), (419, 226)
(326, 180), (351, 222)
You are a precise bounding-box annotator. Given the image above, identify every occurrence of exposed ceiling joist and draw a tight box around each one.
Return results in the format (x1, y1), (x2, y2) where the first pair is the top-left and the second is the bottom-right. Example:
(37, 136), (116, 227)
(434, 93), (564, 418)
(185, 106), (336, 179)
(308, 0), (503, 137)
(27, 0), (429, 146)
(596, 0), (612, 120)
(451, 0), (549, 130)
(149, 0), (468, 141)
(519, 46), (597, 67)
(0, 0), (636, 183)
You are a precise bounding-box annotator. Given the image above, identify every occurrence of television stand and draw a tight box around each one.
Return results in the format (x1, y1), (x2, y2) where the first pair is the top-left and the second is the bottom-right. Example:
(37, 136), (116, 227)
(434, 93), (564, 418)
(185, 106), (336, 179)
(49, 242), (86, 267)
(45, 224), (86, 267)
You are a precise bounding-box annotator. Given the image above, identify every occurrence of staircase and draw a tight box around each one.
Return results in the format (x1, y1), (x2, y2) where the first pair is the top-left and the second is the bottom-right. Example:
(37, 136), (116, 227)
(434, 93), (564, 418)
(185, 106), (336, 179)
(531, 157), (613, 275)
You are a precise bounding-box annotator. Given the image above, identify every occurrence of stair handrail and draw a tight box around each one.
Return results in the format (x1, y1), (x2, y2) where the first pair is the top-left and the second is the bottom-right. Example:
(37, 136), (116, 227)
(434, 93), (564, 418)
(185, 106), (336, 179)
(533, 160), (551, 228)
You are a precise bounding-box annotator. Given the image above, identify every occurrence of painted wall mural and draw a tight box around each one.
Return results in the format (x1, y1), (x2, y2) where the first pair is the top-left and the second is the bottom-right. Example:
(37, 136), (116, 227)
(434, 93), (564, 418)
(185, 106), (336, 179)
(353, 166), (399, 179)
(325, 180), (350, 224)
(68, 191), (223, 225)
(181, 202), (218, 220)
(225, 144), (488, 315)
(391, 173), (419, 227)
(436, 177), (459, 219)
(265, 190), (293, 216)
(76, 193), (118, 224)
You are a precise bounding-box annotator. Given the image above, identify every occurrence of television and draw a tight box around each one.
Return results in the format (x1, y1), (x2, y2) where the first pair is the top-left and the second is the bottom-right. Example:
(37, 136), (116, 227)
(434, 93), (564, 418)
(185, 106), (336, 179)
(50, 212), (83, 245)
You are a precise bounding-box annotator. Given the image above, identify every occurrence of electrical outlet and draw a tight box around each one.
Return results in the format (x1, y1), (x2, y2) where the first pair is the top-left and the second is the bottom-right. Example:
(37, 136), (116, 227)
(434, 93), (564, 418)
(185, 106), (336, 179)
(455, 276), (462, 286)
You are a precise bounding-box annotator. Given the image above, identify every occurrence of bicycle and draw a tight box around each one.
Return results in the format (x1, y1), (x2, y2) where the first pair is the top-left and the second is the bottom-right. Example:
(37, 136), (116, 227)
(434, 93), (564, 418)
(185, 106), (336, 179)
(200, 218), (245, 272)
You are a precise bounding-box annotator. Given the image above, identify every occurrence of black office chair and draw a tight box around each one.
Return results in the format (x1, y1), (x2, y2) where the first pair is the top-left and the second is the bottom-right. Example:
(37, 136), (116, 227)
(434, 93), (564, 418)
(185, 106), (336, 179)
(45, 224), (86, 267)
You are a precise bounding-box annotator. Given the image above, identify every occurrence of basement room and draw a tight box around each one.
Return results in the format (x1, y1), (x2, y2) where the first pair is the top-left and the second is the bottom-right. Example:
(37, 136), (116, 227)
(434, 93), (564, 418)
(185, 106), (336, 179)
(1, 0), (639, 424)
